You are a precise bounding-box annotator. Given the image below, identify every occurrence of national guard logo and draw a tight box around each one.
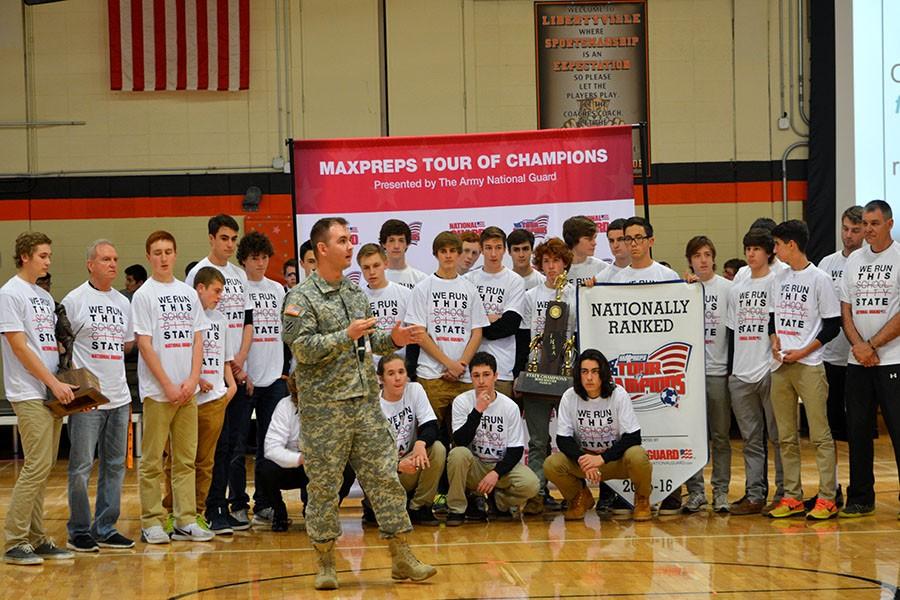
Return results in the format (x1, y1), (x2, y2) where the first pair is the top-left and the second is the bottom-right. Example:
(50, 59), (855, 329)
(585, 213), (611, 233)
(512, 215), (550, 239)
(409, 221), (423, 245)
(609, 342), (692, 412)
(347, 271), (362, 285)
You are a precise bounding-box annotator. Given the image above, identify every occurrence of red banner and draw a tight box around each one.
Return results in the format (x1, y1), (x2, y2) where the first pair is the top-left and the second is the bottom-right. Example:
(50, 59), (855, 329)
(290, 126), (635, 270)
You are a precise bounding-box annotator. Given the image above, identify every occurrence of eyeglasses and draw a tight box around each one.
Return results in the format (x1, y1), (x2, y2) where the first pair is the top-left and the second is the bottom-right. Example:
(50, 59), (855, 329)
(623, 235), (650, 244)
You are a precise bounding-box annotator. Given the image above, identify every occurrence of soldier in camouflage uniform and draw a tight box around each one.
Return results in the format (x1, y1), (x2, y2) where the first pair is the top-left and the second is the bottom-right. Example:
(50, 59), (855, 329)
(282, 217), (436, 590)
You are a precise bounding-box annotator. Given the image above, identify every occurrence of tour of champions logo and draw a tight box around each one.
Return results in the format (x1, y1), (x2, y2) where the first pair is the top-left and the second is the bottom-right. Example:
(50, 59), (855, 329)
(586, 214), (611, 233)
(512, 215), (550, 238)
(347, 271), (362, 285)
(408, 221), (423, 245)
(609, 342), (691, 412)
(448, 220), (485, 235)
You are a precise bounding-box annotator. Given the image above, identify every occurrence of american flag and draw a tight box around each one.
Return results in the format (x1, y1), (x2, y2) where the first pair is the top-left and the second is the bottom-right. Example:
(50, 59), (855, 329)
(108, 0), (249, 91)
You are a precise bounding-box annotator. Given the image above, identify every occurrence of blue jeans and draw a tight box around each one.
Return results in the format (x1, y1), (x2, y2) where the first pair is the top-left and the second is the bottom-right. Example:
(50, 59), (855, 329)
(207, 383), (254, 513)
(66, 404), (130, 540)
(252, 379), (288, 512)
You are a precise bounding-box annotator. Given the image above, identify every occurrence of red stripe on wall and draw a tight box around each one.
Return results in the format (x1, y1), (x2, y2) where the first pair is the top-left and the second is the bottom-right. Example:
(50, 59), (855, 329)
(216, 0), (229, 91)
(108, 0), (123, 90)
(238, 0), (249, 89)
(175, 0), (187, 90)
(196, 0), (209, 90)
(633, 181), (808, 205)
(130, 0), (145, 91)
(153, 0), (167, 90)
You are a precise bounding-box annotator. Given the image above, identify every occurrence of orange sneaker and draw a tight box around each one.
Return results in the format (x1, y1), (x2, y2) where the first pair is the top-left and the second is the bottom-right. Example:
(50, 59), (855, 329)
(806, 498), (838, 520)
(768, 497), (805, 518)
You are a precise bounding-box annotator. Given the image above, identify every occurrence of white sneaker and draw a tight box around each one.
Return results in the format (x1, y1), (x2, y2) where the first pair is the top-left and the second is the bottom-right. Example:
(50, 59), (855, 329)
(252, 507), (274, 528)
(172, 522), (215, 542)
(141, 525), (171, 545)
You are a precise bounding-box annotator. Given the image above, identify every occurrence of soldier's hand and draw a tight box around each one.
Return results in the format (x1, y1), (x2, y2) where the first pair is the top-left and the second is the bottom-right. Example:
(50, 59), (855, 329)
(347, 317), (377, 341)
(391, 323), (425, 347)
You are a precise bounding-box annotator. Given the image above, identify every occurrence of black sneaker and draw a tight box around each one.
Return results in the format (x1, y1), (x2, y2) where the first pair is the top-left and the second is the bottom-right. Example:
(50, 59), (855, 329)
(542, 489), (563, 512)
(838, 502), (876, 518)
(3, 544), (42, 565)
(207, 507), (234, 535)
(98, 532), (135, 549)
(408, 505), (439, 527)
(611, 494), (633, 515)
(33, 540), (74, 560)
(658, 494), (682, 515)
(486, 495), (515, 521)
(362, 498), (378, 528)
(271, 518), (292, 532)
(226, 511), (251, 532)
(596, 483), (616, 514)
(445, 512), (465, 527)
(465, 495), (488, 522)
(67, 534), (99, 553)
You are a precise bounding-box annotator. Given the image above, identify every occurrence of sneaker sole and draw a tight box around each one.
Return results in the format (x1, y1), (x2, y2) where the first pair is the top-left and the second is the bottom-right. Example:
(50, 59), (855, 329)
(838, 511), (875, 518)
(140, 535), (171, 544)
(210, 528), (234, 535)
(97, 541), (135, 549)
(3, 557), (44, 565)
(37, 553), (75, 560)
(769, 510), (806, 518)
(230, 523), (251, 531)
(807, 511), (838, 520)
(171, 534), (214, 542)
(66, 542), (99, 553)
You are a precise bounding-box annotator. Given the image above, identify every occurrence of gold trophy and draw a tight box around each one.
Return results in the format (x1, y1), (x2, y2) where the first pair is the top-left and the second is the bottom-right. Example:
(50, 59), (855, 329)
(514, 271), (576, 401)
(45, 307), (110, 417)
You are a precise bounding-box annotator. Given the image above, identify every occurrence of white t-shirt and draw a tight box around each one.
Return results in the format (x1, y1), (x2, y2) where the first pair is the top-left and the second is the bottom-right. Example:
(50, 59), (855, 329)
(769, 263), (841, 366)
(518, 269), (546, 291)
(386, 265), (427, 290)
(735, 258), (789, 282)
(521, 281), (577, 337)
(380, 382), (437, 459)
(556, 386), (641, 453)
(451, 390), (525, 463)
(840, 242), (900, 365)
(567, 256), (608, 287)
(405, 274), (489, 383)
(610, 261), (680, 284)
(245, 277), (286, 388)
(363, 281), (411, 365)
(726, 270), (778, 383)
(264, 396), (303, 469)
(185, 258), (251, 360)
(132, 277), (209, 402)
(700, 275), (732, 377)
(0, 276), (59, 402)
(595, 263), (626, 283)
(818, 251), (852, 366)
(197, 309), (233, 405)
(465, 268), (526, 381)
(61, 282), (134, 409)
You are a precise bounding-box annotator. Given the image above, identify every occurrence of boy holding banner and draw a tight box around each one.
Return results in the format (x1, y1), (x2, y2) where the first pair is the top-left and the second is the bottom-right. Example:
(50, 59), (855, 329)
(682, 236), (733, 513)
(726, 228), (785, 515)
(545, 349), (653, 521)
(768, 220), (841, 519)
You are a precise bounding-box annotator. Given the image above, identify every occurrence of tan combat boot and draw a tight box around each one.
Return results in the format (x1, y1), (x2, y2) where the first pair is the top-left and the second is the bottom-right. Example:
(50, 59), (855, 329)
(564, 485), (596, 520)
(388, 535), (437, 582)
(312, 541), (338, 590)
(632, 493), (652, 522)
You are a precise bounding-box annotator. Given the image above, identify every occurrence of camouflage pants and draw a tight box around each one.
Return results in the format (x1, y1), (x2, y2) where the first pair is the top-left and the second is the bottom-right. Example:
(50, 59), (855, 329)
(300, 397), (412, 543)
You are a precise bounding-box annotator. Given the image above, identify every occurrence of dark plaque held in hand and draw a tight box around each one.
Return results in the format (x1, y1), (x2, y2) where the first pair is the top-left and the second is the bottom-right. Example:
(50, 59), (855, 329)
(45, 303), (109, 417)
(514, 272), (576, 401)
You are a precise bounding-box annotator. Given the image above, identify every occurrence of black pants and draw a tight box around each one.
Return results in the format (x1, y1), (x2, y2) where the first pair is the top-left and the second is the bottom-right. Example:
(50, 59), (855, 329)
(206, 383), (254, 513)
(250, 379), (288, 512)
(256, 458), (356, 520)
(845, 364), (900, 506)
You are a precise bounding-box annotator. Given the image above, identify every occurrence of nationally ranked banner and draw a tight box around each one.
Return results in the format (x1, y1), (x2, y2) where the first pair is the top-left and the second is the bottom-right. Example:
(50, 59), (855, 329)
(578, 281), (708, 505)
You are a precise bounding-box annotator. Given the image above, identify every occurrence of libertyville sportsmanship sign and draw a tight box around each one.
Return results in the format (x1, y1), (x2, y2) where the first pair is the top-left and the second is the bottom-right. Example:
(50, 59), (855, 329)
(578, 281), (708, 505)
(290, 126), (634, 278)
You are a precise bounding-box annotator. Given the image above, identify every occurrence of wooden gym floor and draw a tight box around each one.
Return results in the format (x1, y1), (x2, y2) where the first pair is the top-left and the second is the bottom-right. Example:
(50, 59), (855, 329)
(1, 438), (899, 599)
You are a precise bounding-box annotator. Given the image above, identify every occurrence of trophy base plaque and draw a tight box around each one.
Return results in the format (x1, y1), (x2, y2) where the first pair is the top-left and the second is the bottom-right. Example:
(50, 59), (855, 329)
(514, 371), (571, 402)
(45, 368), (110, 417)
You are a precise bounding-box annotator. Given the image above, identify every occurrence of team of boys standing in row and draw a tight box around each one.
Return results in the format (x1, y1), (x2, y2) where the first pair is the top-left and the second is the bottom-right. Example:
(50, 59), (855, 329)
(0, 202), (898, 591)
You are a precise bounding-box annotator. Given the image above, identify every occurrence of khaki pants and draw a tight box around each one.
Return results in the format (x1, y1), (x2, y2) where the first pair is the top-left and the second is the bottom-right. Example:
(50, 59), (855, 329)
(495, 380), (513, 399)
(770, 362), (836, 501)
(164, 395), (228, 515)
(140, 397), (199, 529)
(397, 442), (446, 509)
(446, 446), (540, 513)
(544, 446), (652, 501)
(4, 400), (62, 550)
(418, 378), (472, 426)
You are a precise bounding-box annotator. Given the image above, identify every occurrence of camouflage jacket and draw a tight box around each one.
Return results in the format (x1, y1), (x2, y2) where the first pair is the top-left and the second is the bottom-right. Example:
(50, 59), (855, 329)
(282, 271), (396, 406)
